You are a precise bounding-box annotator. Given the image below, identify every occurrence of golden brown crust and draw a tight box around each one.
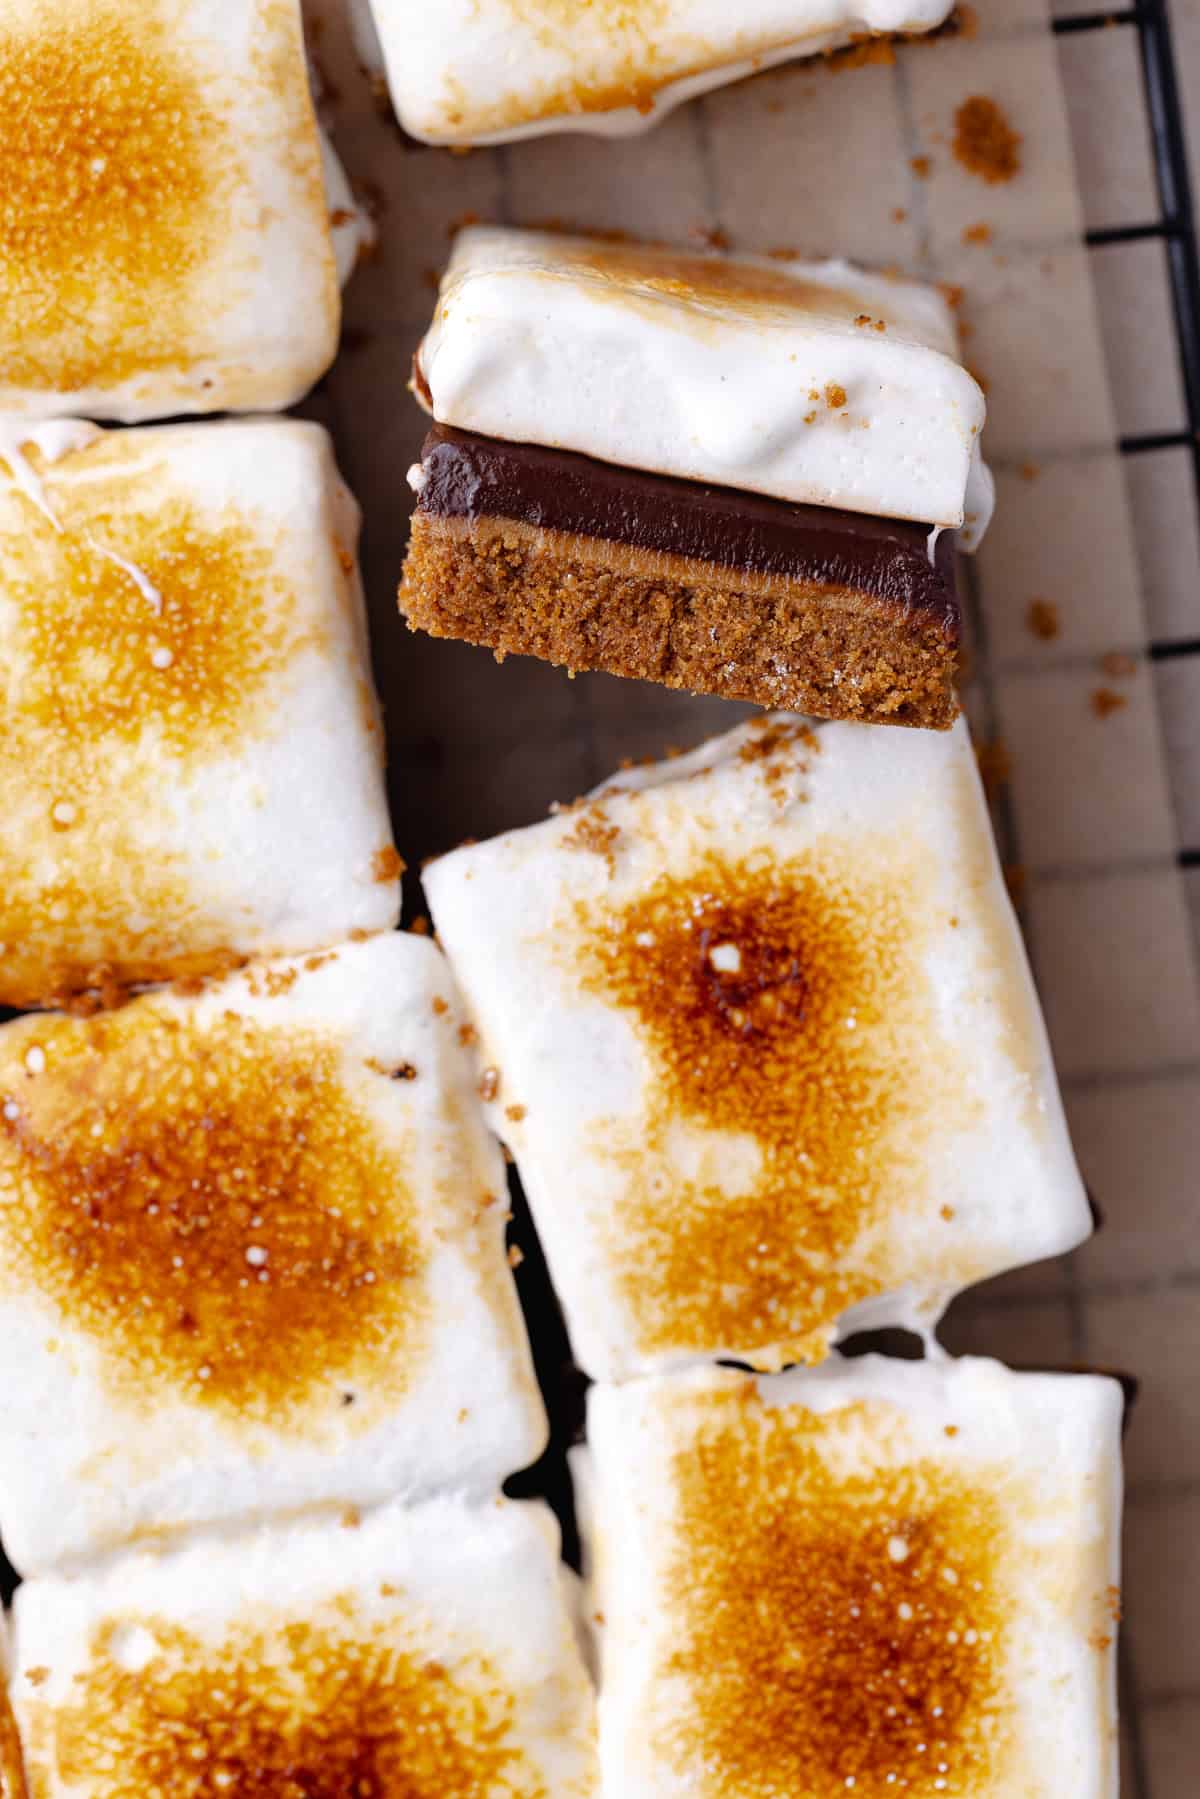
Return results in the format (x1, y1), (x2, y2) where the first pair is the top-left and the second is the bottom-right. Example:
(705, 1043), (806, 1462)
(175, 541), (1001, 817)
(398, 513), (959, 729)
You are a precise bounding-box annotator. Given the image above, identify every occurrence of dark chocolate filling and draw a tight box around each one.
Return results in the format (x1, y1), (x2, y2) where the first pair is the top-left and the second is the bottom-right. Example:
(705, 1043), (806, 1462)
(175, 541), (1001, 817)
(414, 423), (960, 640)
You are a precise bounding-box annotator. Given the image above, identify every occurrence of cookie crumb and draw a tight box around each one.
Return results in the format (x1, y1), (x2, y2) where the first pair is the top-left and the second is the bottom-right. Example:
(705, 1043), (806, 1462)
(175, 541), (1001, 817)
(953, 95), (1021, 183)
(1026, 599), (1060, 641)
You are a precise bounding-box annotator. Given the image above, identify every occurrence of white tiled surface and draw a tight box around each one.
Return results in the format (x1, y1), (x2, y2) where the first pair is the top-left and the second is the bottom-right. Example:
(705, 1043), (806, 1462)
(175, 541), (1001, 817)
(307, 4), (1200, 1793)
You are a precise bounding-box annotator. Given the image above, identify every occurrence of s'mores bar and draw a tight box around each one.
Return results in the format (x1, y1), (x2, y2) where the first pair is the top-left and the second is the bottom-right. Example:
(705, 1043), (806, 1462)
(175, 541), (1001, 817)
(400, 228), (990, 729)
(0, 0), (348, 420)
(12, 1494), (599, 1798)
(0, 935), (546, 1572)
(580, 1360), (1123, 1798)
(366, 0), (958, 145)
(0, 418), (398, 1010)
(425, 715), (1091, 1381)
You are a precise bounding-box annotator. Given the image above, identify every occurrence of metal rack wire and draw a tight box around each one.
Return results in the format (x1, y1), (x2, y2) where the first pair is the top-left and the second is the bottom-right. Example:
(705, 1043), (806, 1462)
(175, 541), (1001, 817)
(1060, 0), (1200, 857)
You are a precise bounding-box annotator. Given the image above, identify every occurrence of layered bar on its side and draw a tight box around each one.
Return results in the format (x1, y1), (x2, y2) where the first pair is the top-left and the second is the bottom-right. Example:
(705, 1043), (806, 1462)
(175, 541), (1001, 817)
(579, 1359), (1123, 1798)
(399, 229), (992, 729)
(362, 0), (960, 145)
(405, 423), (962, 727)
(11, 1495), (599, 1799)
(0, 935), (546, 1573)
(424, 714), (1091, 1382)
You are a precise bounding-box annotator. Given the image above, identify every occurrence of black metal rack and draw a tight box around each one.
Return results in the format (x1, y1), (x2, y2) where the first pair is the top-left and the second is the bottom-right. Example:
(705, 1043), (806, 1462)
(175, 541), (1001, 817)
(1058, 1), (1200, 874)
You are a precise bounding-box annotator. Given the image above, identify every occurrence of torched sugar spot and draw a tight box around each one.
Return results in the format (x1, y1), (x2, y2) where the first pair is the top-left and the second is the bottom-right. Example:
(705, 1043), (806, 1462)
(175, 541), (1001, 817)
(570, 240), (886, 326)
(574, 843), (981, 1363)
(0, 1007), (429, 1424)
(0, 1), (240, 394)
(662, 1391), (1015, 1797)
(455, 4), (837, 132)
(0, 448), (321, 1005)
(33, 1608), (541, 1799)
(1, 458), (315, 755)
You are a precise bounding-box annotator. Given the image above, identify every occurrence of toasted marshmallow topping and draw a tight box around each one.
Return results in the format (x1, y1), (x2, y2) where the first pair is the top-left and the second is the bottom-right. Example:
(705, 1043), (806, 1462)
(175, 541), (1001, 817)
(418, 228), (990, 534)
(0, 935), (546, 1573)
(367, 0), (956, 144)
(0, 0), (342, 420)
(580, 1359), (1122, 1799)
(425, 715), (1090, 1381)
(0, 416), (398, 1009)
(12, 1496), (598, 1799)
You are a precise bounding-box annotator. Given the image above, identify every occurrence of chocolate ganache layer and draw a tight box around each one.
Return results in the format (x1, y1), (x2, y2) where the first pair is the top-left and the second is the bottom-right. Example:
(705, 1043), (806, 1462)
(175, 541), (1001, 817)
(414, 424), (960, 639)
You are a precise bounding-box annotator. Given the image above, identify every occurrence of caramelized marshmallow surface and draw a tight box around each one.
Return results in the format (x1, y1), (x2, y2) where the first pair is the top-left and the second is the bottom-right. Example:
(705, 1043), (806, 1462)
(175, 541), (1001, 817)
(0, 935), (546, 1573)
(366, 0), (957, 144)
(417, 227), (992, 538)
(0, 418), (397, 1009)
(425, 715), (1091, 1380)
(0, 0), (341, 419)
(12, 1495), (599, 1799)
(580, 1358), (1123, 1799)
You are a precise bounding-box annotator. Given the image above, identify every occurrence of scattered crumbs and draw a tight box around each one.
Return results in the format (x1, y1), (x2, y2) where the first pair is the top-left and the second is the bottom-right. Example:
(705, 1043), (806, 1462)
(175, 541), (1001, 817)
(457, 1406), (469, 1423)
(371, 847), (405, 884)
(975, 739), (1011, 798)
(1107, 1585), (1123, 1621)
(25, 1668), (49, 1688)
(962, 222), (992, 245)
(941, 1205), (956, 1222)
(1100, 650), (1137, 679)
(1026, 599), (1060, 642)
(390, 1063), (418, 1082)
(892, 206), (908, 223)
(592, 1611), (606, 1627)
(507, 1244), (525, 1270)
(803, 410), (818, 425)
(1020, 461), (1039, 482)
(945, 1424), (959, 1438)
(910, 155), (932, 178)
(824, 383), (848, 410)
(505, 1104), (527, 1123)
(479, 1067), (500, 1104)
(349, 928), (369, 943)
(1091, 687), (1127, 719)
(431, 996), (448, 1016)
(953, 96), (1022, 184)
(562, 806), (621, 873)
(1090, 1631), (1113, 1652)
(409, 915), (431, 936)
(303, 953), (334, 974)
(939, 282), (964, 313)
(691, 224), (730, 251)
(1003, 864), (1026, 905)
(458, 1022), (478, 1047)
(341, 1506), (362, 1530)
(479, 1193), (497, 1210)
(332, 537), (355, 576)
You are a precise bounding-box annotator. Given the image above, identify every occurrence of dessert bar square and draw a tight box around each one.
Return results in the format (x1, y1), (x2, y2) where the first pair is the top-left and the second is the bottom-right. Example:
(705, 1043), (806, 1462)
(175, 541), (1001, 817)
(0, 0), (343, 420)
(365, 0), (958, 144)
(424, 713), (1092, 1381)
(400, 229), (990, 726)
(0, 934), (546, 1573)
(0, 418), (398, 1009)
(580, 1358), (1123, 1798)
(11, 1494), (598, 1799)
